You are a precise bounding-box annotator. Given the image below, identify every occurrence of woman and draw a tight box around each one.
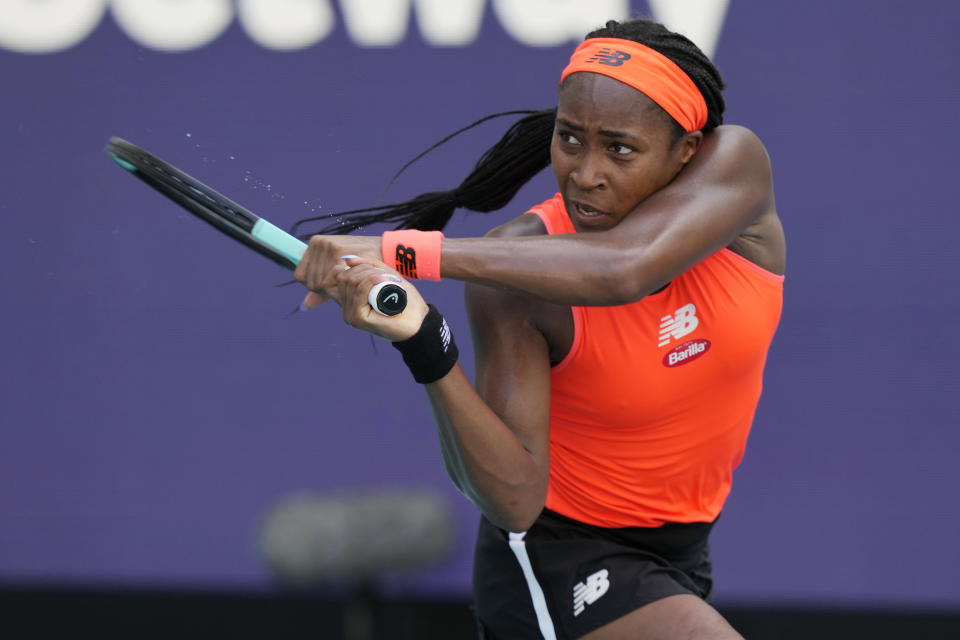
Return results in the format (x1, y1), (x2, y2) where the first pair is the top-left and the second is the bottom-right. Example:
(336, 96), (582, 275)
(295, 18), (784, 640)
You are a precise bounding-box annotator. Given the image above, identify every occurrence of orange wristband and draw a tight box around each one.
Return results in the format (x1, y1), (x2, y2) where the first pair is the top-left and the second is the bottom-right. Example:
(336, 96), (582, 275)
(382, 230), (443, 281)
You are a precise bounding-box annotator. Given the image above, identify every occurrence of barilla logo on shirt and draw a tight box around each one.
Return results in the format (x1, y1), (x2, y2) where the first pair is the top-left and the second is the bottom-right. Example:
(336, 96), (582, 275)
(663, 339), (711, 368)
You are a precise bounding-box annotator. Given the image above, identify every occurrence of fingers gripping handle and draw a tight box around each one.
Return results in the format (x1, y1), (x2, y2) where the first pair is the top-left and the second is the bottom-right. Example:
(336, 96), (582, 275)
(368, 281), (408, 317)
(248, 220), (405, 316)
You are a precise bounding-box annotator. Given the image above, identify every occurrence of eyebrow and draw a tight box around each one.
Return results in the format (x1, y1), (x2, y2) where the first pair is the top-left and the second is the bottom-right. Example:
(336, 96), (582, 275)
(557, 117), (636, 141)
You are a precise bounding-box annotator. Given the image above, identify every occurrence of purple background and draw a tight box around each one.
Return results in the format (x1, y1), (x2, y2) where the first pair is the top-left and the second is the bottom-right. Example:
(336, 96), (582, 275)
(1, 1), (958, 608)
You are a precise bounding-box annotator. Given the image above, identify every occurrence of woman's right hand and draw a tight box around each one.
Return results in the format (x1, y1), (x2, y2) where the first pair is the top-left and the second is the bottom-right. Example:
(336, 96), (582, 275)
(328, 256), (429, 342)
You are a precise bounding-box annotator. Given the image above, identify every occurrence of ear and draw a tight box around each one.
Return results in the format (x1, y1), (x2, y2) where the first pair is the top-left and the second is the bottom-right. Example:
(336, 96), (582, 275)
(678, 130), (704, 166)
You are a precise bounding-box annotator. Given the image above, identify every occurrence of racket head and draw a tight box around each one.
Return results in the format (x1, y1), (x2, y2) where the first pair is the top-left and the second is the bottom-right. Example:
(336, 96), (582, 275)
(106, 137), (298, 270)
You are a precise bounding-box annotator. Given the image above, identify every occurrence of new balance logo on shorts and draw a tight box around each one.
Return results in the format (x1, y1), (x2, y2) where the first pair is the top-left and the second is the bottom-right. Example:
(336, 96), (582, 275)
(658, 303), (699, 347)
(395, 244), (417, 278)
(586, 48), (631, 67)
(573, 569), (610, 617)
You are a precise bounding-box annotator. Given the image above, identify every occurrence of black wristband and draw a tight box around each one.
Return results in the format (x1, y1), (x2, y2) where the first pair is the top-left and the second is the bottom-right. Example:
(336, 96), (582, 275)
(391, 304), (459, 384)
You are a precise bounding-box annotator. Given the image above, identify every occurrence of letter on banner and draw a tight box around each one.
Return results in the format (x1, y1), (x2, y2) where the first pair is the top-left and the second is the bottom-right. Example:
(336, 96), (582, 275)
(111, 0), (234, 52)
(340, 0), (485, 47)
(238, 0), (335, 50)
(0, 0), (107, 53)
(648, 0), (730, 59)
(492, 0), (629, 47)
(339, 0), (408, 46)
(415, 0), (485, 47)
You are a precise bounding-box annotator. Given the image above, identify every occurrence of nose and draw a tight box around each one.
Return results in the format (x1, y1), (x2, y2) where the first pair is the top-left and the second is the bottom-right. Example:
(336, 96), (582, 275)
(569, 152), (606, 191)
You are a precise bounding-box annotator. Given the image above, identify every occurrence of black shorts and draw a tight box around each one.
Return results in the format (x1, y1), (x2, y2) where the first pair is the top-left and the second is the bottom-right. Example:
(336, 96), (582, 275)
(472, 509), (715, 640)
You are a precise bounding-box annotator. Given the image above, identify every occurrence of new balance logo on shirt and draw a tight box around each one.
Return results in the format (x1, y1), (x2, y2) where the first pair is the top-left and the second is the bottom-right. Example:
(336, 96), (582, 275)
(658, 303), (699, 347)
(573, 569), (610, 617)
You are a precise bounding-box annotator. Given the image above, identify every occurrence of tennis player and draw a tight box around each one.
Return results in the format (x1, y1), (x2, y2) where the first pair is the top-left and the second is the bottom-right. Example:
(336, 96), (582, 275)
(295, 18), (784, 640)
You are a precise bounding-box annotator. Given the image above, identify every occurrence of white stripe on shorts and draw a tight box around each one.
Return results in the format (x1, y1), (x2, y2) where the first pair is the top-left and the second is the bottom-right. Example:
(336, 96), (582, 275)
(507, 531), (557, 640)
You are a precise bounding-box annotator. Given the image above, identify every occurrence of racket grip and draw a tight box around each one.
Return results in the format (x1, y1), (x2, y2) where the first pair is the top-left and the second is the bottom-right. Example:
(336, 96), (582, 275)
(368, 281), (408, 317)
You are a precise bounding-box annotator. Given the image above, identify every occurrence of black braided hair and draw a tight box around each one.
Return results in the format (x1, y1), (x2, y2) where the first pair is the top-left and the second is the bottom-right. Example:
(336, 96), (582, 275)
(291, 109), (553, 236)
(292, 18), (725, 237)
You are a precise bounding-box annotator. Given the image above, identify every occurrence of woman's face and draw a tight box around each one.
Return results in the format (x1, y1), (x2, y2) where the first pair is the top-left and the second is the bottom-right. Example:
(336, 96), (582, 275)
(552, 72), (702, 232)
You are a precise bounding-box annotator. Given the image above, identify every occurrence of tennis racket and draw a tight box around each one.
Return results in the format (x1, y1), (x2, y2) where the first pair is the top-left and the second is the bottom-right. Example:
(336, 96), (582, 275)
(105, 137), (407, 316)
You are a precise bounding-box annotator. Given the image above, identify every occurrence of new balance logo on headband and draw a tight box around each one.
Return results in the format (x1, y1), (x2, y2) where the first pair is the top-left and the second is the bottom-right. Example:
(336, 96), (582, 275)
(586, 48), (631, 67)
(395, 244), (417, 278)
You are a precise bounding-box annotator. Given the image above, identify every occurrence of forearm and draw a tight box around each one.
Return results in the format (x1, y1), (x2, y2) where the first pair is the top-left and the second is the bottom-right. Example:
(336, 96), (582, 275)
(304, 128), (769, 307)
(441, 234), (653, 305)
(438, 126), (770, 305)
(424, 366), (547, 532)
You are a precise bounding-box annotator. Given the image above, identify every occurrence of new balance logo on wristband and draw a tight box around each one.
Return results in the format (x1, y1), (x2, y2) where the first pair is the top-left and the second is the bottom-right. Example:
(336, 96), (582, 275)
(573, 569), (610, 617)
(586, 48), (631, 67)
(383, 230), (443, 281)
(395, 244), (417, 278)
(439, 317), (452, 352)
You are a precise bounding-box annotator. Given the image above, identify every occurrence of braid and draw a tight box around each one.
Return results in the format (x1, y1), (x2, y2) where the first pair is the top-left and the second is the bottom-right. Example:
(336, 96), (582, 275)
(291, 109), (554, 237)
(291, 18), (724, 236)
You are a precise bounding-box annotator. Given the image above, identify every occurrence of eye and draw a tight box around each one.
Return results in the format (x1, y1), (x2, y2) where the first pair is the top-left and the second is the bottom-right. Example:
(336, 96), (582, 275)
(610, 143), (634, 156)
(558, 130), (581, 146)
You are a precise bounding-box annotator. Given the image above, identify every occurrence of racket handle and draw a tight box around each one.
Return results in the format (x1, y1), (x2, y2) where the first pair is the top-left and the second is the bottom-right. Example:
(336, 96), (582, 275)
(368, 281), (408, 317)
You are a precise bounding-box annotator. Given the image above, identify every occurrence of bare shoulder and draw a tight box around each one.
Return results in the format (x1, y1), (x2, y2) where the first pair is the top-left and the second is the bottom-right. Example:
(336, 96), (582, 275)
(704, 125), (772, 180)
(484, 212), (548, 239)
(471, 212), (555, 307)
(711, 126), (786, 275)
(713, 124), (765, 148)
(469, 214), (574, 364)
(466, 214), (546, 318)
(465, 215), (556, 373)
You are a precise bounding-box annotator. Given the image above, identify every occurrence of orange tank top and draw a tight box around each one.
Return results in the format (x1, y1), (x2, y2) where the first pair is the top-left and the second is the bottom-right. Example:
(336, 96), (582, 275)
(528, 194), (784, 528)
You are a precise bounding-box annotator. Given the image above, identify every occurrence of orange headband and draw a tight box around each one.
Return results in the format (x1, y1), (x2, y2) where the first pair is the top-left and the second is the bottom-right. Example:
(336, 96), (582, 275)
(560, 38), (708, 133)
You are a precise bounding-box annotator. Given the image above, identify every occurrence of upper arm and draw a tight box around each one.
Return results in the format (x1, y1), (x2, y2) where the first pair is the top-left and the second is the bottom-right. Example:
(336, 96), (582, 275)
(602, 125), (779, 298)
(464, 222), (553, 474)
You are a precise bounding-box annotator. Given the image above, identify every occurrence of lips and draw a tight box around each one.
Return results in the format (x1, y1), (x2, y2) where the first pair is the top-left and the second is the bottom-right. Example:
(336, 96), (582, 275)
(569, 199), (609, 223)
(575, 202), (602, 216)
